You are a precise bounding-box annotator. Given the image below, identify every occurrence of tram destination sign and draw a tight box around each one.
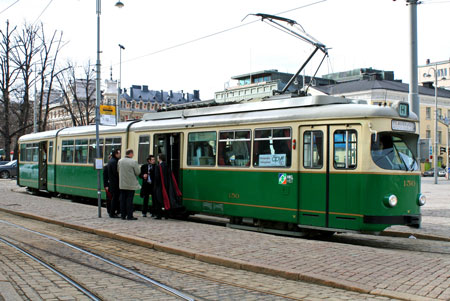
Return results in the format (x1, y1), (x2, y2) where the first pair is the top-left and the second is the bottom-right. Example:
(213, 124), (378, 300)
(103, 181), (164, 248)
(391, 120), (416, 132)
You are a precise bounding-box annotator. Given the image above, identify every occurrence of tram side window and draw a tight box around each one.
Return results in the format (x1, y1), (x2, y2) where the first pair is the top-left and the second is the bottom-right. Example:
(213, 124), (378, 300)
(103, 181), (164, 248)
(29, 143), (39, 162)
(187, 132), (216, 166)
(61, 140), (74, 163)
(138, 135), (150, 165)
(88, 138), (104, 164)
(303, 131), (323, 169)
(253, 127), (291, 167)
(20, 144), (25, 161)
(74, 139), (88, 164)
(333, 130), (357, 169)
(218, 130), (251, 167)
(104, 138), (121, 163)
(48, 141), (53, 163)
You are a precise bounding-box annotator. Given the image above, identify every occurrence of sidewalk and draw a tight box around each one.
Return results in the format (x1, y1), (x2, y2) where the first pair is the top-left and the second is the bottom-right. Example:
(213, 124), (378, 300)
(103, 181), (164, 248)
(0, 179), (449, 301)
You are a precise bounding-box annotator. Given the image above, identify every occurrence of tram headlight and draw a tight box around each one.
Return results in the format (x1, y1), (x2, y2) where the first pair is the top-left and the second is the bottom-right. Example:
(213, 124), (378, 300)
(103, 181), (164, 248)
(384, 194), (398, 208)
(417, 194), (426, 206)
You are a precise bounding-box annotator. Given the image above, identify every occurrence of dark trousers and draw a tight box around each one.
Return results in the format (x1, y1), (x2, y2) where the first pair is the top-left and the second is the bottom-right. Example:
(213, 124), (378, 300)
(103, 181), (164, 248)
(142, 193), (157, 215)
(120, 190), (135, 219)
(110, 190), (120, 216)
(151, 193), (162, 217)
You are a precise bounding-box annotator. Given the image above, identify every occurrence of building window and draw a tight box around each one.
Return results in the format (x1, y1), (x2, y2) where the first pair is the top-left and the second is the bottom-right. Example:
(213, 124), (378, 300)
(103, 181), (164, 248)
(253, 127), (291, 167)
(187, 132), (216, 166)
(438, 131), (442, 144)
(426, 130), (431, 139)
(303, 131), (323, 169)
(438, 108), (442, 118)
(426, 107), (431, 119)
(333, 130), (357, 169)
(218, 130), (251, 167)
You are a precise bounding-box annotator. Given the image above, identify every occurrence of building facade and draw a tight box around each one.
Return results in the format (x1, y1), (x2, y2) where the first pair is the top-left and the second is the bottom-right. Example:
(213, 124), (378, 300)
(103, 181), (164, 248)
(215, 69), (332, 103)
(418, 59), (450, 90)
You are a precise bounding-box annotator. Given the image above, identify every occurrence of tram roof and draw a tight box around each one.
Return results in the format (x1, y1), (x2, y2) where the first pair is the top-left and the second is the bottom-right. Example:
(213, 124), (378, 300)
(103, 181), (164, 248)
(132, 95), (417, 131)
(18, 95), (418, 142)
(18, 121), (136, 142)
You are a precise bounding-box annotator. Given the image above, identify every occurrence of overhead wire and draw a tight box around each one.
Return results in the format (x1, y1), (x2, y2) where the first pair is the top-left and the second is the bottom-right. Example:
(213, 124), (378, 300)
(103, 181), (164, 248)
(116, 0), (327, 67)
(33, 0), (54, 25)
(0, 0), (20, 15)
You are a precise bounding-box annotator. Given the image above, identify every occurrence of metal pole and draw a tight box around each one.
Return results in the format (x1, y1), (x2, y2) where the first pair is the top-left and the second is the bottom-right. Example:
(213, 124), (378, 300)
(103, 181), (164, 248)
(117, 44), (124, 123)
(434, 64), (438, 184)
(96, 0), (102, 217)
(408, 0), (420, 118)
(34, 68), (37, 133)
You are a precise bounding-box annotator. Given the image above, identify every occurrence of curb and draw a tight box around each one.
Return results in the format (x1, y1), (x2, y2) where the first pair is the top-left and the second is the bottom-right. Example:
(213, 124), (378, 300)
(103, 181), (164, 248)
(382, 230), (450, 242)
(0, 207), (438, 301)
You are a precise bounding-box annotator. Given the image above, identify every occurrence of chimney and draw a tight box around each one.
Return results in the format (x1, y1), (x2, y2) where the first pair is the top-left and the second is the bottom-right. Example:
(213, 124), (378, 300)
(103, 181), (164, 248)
(169, 90), (173, 98)
(194, 90), (200, 100)
(426, 58), (430, 65)
(143, 85), (149, 92)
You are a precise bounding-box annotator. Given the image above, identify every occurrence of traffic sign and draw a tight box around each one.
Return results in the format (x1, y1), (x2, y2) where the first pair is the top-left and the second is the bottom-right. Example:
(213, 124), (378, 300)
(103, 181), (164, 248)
(99, 105), (117, 126)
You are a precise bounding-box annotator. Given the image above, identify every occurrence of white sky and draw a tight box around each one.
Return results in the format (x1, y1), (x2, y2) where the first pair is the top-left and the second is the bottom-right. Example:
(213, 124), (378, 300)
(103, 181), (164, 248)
(2, 0), (450, 99)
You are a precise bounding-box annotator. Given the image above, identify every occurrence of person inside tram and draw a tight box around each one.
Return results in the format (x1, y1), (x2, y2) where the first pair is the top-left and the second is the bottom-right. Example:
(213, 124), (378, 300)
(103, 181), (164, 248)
(372, 135), (395, 169)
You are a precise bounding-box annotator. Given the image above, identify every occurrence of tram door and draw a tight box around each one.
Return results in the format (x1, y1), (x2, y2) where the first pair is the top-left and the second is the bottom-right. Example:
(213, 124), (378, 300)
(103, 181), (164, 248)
(38, 141), (48, 190)
(153, 133), (182, 185)
(298, 126), (328, 228)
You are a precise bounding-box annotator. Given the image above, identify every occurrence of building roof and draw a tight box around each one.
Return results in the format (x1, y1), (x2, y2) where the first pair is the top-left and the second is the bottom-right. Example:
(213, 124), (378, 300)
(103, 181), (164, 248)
(121, 85), (201, 104)
(313, 79), (450, 98)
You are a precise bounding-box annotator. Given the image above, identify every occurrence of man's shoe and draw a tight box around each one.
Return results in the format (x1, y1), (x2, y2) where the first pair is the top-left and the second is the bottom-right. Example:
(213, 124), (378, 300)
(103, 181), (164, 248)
(110, 214), (119, 218)
(127, 217), (138, 220)
(153, 216), (162, 220)
(121, 217), (126, 220)
(142, 213), (147, 217)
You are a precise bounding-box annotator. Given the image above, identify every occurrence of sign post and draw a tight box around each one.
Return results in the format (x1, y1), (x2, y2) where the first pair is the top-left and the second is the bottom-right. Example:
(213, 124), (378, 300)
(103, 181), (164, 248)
(100, 105), (117, 126)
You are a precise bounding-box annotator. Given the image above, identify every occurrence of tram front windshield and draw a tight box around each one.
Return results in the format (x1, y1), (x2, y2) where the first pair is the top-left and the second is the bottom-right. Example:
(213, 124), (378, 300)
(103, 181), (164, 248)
(371, 132), (419, 171)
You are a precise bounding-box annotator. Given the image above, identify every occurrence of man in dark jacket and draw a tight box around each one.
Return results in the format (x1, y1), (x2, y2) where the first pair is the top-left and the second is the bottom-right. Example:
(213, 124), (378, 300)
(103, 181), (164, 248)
(103, 154), (113, 215)
(107, 149), (121, 218)
(139, 155), (156, 217)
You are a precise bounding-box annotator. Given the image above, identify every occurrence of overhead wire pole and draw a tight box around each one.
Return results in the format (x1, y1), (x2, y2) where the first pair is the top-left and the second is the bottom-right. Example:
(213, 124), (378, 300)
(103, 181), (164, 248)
(407, 0), (421, 165)
(95, 0), (102, 218)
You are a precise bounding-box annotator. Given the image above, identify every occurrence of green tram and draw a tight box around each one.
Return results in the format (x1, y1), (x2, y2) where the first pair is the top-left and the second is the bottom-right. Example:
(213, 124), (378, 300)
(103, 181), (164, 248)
(18, 95), (426, 234)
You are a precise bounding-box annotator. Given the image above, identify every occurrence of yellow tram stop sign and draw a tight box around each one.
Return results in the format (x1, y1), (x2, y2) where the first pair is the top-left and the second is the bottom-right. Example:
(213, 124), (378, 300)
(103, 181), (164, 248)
(99, 105), (117, 126)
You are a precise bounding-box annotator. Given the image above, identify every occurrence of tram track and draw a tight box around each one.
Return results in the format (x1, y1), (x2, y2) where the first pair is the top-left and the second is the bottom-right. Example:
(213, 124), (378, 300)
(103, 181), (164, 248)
(0, 218), (334, 301)
(0, 219), (195, 301)
(0, 235), (101, 301)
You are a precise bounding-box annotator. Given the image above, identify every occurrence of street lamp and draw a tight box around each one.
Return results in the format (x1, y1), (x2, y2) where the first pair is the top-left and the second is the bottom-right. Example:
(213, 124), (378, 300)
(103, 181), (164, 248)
(117, 44), (125, 122)
(424, 63), (446, 184)
(95, 0), (124, 218)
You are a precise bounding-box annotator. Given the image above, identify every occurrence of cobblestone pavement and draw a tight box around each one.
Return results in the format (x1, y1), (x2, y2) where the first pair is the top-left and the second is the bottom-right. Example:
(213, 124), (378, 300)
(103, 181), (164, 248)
(0, 178), (449, 300)
(0, 212), (393, 301)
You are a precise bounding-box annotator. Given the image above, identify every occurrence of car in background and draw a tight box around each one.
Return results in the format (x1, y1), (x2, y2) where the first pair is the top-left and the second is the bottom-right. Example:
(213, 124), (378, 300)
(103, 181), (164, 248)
(0, 161), (9, 165)
(0, 160), (17, 179)
(422, 168), (446, 177)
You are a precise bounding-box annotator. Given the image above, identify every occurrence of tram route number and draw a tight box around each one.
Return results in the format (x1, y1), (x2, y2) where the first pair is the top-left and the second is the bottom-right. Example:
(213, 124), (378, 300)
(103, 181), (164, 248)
(403, 180), (416, 187)
(228, 193), (240, 199)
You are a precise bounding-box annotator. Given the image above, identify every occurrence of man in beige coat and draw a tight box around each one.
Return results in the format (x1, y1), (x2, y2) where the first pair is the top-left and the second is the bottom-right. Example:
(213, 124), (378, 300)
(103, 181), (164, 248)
(118, 149), (141, 220)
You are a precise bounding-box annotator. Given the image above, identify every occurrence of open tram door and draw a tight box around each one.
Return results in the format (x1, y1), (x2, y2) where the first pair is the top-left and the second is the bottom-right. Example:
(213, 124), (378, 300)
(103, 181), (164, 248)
(153, 133), (182, 187)
(38, 141), (48, 190)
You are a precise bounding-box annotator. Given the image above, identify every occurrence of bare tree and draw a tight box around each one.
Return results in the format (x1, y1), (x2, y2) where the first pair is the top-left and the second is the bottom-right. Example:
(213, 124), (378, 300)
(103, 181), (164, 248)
(57, 60), (96, 127)
(0, 21), (20, 159)
(35, 24), (66, 131)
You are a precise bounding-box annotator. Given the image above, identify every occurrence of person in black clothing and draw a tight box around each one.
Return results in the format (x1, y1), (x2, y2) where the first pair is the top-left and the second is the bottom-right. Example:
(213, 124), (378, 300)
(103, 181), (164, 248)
(154, 153), (183, 219)
(139, 155), (157, 218)
(103, 154), (113, 215)
(107, 149), (121, 218)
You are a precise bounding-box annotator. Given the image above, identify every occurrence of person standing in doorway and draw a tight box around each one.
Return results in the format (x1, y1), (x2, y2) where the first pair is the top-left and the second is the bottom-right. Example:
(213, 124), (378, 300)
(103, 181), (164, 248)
(107, 149), (121, 218)
(139, 155), (156, 217)
(118, 149), (141, 220)
(103, 154), (113, 216)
